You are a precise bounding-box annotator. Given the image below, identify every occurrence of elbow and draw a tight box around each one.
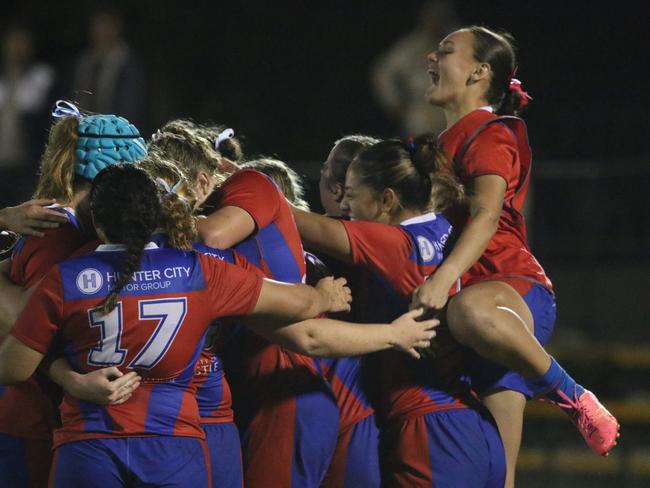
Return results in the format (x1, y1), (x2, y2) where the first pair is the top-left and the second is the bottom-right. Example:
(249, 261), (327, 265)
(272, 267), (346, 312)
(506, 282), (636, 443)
(473, 207), (500, 235)
(197, 220), (230, 249)
(299, 328), (327, 357)
(280, 325), (326, 358)
(200, 229), (229, 250)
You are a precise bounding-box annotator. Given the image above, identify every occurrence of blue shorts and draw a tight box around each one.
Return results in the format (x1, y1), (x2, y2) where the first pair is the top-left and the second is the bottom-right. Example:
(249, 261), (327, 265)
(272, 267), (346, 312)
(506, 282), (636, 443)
(464, 281), (557, 398)
(383, 408), (506, 488)
(50, 436), (210, 488)
(0, 432), (52, 488)
(321, 414), (381, 488)
(202, 422), (243, 488)
(241, 384), (339, 488)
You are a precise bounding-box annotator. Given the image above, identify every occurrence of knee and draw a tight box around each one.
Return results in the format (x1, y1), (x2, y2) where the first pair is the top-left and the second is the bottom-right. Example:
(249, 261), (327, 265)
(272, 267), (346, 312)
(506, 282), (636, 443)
(447, 293), (497, 345)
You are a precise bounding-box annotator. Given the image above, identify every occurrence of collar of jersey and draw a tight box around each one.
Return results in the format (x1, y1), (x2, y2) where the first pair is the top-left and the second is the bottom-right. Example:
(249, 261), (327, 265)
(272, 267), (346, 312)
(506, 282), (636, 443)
(95, 242), (160, 252)
(400, 212), (437, 226)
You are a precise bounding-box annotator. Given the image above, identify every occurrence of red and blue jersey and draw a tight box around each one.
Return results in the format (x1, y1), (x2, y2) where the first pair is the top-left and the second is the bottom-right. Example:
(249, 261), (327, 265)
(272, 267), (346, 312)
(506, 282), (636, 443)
(210, 170), (322, 385)
(213, 169), (306, 283)
(10, 243), (263, 447)
(0, 207), (88, 440)
(342, 213), (475, 421)
(305, 252), (375, 431)
(439, 108), (552, 294)
(191, 242), (262, 424)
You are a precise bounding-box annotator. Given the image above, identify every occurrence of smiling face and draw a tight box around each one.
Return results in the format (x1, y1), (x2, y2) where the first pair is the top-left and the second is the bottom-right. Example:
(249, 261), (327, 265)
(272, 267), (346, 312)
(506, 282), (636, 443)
(341, 167), (388, 224)
(426, 29), (480, 108)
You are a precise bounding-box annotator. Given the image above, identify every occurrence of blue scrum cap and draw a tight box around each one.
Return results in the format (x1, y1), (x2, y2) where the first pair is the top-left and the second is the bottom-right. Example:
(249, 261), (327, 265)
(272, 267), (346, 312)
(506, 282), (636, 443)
(75, 114), (147, 180)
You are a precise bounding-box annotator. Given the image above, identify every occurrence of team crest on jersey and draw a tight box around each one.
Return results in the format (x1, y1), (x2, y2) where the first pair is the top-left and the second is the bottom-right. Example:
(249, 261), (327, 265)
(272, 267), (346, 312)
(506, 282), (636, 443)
(75, 268), (104, 295)
(416, 236), (436, 262)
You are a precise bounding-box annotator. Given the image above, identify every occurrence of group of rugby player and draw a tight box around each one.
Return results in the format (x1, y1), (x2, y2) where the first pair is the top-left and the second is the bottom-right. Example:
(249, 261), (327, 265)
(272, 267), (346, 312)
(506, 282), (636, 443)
(0, 25), (619, 488)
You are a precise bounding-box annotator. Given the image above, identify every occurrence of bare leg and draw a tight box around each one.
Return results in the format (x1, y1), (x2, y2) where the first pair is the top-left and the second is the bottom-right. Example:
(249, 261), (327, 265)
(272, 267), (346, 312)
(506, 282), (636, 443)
(447, 280), (619, 459)
(482, 389), (526, 488)
(447, 281), (551, 378)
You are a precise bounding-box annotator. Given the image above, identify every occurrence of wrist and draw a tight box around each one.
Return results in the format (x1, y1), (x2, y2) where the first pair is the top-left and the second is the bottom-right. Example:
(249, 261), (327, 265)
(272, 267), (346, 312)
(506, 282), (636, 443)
(317, 288), (330, 314)
(56, 368), (83, 393)
(428, 263), (460, 286)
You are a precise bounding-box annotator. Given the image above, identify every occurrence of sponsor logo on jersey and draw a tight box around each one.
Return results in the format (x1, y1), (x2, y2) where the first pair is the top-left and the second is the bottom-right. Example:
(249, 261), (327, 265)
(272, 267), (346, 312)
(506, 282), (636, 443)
(76, 268), (104, 295)
(417, 236), (436, 262)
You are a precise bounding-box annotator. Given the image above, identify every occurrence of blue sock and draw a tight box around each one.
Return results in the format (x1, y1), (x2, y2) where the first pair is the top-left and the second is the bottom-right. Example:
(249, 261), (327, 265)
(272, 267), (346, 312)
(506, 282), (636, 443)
(531, 357), (585, 406)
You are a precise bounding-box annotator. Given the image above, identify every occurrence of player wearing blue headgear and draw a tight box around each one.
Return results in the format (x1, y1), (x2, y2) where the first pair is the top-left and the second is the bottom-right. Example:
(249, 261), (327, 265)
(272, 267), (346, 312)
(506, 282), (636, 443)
(0, 101), (146, 488)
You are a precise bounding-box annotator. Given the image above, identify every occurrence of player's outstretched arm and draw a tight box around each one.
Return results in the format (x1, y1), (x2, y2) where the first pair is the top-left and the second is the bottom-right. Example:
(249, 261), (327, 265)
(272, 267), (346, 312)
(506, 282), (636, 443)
(0, 199), (68, 237)
(48, 358), (141, 406)
(251, 276), (351, 322)
(291, 206), (352, 262)
(248, 308), (438, 359)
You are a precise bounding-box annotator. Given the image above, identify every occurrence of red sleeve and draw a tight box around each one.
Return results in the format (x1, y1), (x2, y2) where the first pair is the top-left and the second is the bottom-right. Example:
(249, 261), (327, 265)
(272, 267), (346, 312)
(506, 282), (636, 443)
(199, 253), (264, 317)
(218, 170), (281, 230)
(462, 123), (518, 185)
(232, 251), (264, 276)
(10, 225), (88, 287)
(10, 268), (63, 354)
(341, 219), (413, 278)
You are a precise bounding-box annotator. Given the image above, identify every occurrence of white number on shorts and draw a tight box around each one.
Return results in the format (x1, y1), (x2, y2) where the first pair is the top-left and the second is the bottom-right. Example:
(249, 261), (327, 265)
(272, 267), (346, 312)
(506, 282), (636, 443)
(87, 298), (187, 369)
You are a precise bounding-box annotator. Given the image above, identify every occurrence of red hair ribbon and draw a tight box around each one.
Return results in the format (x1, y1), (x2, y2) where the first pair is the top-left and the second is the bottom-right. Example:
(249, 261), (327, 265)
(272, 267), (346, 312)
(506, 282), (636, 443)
(509, 78), (532, 109)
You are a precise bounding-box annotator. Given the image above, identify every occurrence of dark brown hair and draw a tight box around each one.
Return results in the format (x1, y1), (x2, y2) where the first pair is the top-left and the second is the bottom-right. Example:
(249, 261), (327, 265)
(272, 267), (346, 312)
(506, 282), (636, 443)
(467, 26), (525, 116)
(91, 165), (162, 313)
(351, 134), (464, 212)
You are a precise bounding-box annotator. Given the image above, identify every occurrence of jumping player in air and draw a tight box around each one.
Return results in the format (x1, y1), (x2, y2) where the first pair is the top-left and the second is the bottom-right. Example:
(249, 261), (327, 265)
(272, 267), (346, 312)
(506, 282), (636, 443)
(0, 164), (437, 488)
(0, 100), (147, 488)
(411, 25), (619, 487)
(292, 136), (506, 487)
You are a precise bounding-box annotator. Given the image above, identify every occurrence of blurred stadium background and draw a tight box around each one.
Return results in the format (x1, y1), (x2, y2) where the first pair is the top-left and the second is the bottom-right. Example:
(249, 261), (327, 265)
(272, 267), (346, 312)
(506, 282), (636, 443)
(2, 1), (648, 486)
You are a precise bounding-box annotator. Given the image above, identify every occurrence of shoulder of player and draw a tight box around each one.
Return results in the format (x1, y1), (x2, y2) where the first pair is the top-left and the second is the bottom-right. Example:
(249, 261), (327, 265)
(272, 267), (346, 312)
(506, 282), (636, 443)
(224, 168), (276, 189)
(12, 223), (88, 266)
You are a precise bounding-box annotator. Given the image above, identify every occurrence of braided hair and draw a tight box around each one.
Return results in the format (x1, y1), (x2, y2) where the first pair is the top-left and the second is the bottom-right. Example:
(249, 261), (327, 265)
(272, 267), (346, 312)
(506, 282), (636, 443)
(91, 164), (163, 313)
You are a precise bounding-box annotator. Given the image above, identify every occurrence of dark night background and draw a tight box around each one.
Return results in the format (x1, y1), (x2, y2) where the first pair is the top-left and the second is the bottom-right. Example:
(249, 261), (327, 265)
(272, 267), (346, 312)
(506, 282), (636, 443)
(4, 1), (648, 160)
(2, 1), (649, 485)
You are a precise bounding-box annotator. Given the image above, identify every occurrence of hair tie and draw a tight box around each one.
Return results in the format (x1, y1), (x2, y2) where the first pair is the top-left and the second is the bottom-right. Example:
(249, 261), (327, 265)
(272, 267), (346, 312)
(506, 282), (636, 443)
(52, 100), (83, 119)
(155, 177), (182, 194)
(214, 128), (234, 150)
(155, 177), (173, 194)
(156, 178), (191, 207)
(508, 78), (532, 109)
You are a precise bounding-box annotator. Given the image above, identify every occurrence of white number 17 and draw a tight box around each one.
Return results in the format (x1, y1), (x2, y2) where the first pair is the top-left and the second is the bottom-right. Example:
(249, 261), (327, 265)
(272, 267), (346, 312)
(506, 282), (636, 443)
(87, 298), (187, 369)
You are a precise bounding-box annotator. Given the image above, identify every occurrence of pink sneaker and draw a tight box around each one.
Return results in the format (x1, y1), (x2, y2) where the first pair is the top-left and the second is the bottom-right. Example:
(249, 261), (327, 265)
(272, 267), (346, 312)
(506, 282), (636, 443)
(550, 388), (620, 456)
